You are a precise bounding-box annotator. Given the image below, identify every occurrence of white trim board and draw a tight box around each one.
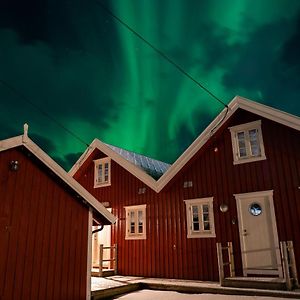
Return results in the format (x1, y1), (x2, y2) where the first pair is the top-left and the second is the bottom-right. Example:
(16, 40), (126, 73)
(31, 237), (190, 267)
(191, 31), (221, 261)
(86, 208), (93, 300)
(69, 96), (300, 193)
(69, 138), (159, 191)
(0, 133), (116, 225)
(234, 190), (282, 277)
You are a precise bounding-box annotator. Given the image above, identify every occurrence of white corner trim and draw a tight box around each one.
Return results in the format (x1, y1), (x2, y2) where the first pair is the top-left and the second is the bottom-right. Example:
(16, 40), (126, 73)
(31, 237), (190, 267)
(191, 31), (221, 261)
(234, 190), (274, 199)
(93, 157), (111, 188)
(125, 204), (147, 240)
(86, 208), (93, 300)
(184, 197), (216, 239)
(229, 119), (267, 165)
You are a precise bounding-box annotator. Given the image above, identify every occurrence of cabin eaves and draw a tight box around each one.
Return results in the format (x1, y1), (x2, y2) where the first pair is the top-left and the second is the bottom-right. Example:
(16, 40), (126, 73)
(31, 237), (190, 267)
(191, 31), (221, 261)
(0, 131), (116, 224)
(70, 95), (300, 193)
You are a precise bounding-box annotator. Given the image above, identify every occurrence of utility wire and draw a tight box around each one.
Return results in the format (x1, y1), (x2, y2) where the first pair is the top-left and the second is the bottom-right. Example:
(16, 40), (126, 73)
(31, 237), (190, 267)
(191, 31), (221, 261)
(96, 0), (229, 109)
(0, 79), (90, 147)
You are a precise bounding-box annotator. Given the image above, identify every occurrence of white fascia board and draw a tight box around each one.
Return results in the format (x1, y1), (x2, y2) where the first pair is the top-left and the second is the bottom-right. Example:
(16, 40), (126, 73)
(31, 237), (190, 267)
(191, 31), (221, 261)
(0, 135), (116, 224)
(156, 101), (238, 192)
(0, 135), (23, 151)
(69, 138), (159, 192)
(94, 140), (159, 192)
(156, 95), (300, 192)
(236, 96), (300, 131)
(68, 140), (97, 176)
(24, 138), (116, 224)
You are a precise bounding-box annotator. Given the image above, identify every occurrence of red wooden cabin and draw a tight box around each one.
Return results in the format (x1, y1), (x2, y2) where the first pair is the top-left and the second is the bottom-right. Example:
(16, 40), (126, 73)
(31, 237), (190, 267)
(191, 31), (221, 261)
(70, 96), (300, 285)
(0, 127), (116, 300)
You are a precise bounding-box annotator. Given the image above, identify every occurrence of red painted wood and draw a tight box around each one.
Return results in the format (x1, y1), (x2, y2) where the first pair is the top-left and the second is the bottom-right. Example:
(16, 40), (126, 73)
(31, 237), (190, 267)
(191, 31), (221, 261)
(75, 109), (300, 282)
(0, 147), (88, 300)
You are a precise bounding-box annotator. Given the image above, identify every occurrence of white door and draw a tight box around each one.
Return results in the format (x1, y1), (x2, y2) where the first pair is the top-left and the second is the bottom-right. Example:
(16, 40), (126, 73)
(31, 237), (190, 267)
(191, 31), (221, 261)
(92, 209), (112, 269)
(235, 191), (281, 276)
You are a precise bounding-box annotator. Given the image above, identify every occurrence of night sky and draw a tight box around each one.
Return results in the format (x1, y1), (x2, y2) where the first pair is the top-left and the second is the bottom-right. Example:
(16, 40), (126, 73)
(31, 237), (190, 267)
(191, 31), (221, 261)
(1, 0), (300, 170)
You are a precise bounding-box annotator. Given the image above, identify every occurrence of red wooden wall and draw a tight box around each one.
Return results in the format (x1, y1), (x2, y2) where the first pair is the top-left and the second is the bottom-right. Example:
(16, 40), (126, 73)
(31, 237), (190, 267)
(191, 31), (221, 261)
(75, 109), (300, 281)
(0, 147), (89, 300)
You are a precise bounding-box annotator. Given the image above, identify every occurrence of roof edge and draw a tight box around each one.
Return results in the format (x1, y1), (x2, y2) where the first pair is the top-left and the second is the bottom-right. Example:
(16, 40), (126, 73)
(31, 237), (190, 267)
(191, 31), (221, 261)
(156, 95), (300, 192)
(0, 134), (116, 224)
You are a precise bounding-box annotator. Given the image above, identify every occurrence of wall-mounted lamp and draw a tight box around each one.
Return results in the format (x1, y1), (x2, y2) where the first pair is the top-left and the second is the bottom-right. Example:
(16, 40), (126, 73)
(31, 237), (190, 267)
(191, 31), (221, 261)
(10, 160), (19, 171)
(219, 203), (228, 213)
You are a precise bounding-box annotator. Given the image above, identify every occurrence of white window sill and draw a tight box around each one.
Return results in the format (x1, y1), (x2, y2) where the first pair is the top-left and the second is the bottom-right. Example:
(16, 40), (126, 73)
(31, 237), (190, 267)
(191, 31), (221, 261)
(125, 235), (146, 240)
(187, 232), (216, 239)
(233, 155), (266, 165)
(94, 182), (111, 188)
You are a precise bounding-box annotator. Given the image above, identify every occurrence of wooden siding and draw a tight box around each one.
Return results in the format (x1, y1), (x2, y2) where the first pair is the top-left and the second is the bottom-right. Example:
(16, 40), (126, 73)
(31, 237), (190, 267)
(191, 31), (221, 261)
(75, 109), (300, 281)
(0, 147), (88, 300)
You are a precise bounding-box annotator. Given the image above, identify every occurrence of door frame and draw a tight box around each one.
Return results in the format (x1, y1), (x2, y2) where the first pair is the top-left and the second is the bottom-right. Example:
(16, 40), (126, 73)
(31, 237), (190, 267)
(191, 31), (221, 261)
(234, 190), (282, 277)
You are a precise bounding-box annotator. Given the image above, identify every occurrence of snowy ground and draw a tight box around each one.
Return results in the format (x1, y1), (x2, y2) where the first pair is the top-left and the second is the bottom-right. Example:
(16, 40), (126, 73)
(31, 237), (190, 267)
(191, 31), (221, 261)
(114, 289), (289, 300)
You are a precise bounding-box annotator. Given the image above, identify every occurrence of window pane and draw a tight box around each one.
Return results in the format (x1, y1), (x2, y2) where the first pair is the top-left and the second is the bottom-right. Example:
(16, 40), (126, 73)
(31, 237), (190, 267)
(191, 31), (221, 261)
(98, 165), (103, 182)
(138, 211), (143, 233)
(203, 205), (209, 213)
(237, 132), (247, 157)
(249, 129), (260, 156)
(130, 222), (135, 233)
(192, 205), (200, 231)
(104, 163), (109, 182)
(193, 222), (200, 231)
(204, 222), (210, 230)
(203, 213), (209, 222)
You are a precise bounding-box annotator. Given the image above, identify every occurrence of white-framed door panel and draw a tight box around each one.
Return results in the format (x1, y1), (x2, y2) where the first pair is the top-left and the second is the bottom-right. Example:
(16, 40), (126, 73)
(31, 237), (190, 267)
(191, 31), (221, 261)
(234, 190), (282, 277)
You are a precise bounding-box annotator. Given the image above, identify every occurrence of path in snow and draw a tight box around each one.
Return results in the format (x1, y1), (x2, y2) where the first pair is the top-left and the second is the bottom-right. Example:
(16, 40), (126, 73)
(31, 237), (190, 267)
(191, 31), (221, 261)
(114, 289), (289, 300)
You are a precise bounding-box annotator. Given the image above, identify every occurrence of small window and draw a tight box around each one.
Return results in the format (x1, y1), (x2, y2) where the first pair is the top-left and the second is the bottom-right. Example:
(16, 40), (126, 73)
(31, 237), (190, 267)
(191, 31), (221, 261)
(229, 120), (266, 165)
(125, 205), (146, 240)
(94, 158), (111, 187)
(184, 198), (215, 238)
(249, 203), (262, 216)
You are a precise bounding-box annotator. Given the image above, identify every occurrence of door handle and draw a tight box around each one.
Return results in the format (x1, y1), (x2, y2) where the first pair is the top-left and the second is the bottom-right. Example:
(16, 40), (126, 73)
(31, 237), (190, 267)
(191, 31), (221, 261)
(242, 229), (248, 236)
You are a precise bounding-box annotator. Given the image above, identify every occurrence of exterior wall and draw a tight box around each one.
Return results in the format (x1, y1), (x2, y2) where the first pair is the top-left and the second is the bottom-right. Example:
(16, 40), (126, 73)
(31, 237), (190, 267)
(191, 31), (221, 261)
(0, 147), (89, 300)
(74, 109), (300, 281)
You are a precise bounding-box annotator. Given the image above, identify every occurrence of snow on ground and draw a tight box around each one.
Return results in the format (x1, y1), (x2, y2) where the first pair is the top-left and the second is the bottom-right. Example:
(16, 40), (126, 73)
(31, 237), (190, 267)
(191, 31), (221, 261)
(114, 289), (289, 300)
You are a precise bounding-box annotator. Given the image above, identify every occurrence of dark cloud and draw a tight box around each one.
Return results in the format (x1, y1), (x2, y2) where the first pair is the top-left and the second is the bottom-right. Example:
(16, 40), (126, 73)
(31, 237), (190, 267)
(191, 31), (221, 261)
(52, 151), (82, 170)
(222, 13), (300, 113)
(30, 133), (57, 153)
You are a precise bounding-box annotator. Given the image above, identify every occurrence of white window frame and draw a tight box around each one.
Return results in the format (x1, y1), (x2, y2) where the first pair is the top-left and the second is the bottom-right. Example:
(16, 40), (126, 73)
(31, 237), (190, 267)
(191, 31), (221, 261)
(184, 197), (216, 238)
(229, 120), (266, 165)
(94, 158), (111, 188)
(125, 204), (146, 240)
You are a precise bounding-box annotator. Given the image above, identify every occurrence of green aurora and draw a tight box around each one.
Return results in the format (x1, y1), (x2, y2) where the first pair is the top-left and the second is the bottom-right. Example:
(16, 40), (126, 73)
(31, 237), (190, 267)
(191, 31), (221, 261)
(0, 0), (300, 169)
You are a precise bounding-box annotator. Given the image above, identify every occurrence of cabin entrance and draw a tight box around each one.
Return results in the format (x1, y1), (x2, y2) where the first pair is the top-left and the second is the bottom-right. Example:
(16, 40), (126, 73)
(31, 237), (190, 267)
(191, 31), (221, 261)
(235, 190), (281, 276)
(92, 223), (111, 269)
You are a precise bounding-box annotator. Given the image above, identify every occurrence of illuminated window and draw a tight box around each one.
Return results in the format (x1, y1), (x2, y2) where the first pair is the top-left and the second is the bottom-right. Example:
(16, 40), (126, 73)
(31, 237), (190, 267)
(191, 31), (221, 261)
(184, 198), (215, 238)
(229, 120), (266, 164)
(125, 205), (146, 240)
(94, 158), (111, 187)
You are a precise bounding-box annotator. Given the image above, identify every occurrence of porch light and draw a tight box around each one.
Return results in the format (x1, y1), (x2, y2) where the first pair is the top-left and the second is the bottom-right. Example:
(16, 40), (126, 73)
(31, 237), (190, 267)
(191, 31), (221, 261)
(219, 203), (228, 213)
(10, 160), (19, 171)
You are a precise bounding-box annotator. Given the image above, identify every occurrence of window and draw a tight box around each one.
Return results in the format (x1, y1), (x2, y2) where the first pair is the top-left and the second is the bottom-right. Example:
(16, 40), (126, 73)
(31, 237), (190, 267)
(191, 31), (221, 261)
(94, 158), (111, 187)
(229, 120), (266, 164)
(125, 205), (146, 240)
(184, 198), (215, 238)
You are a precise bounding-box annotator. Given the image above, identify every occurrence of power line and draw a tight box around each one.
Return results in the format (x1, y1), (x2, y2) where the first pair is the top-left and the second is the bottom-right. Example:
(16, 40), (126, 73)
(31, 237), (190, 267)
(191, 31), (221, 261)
(0, 79), (90, 147)
(95, 0), (229, 109)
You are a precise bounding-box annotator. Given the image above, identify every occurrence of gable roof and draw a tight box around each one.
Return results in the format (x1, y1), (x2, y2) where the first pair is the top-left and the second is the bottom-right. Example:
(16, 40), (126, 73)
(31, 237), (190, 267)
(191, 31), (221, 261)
(105, 143), (170, 179)
(69, 139), (166, 191)
(70, 96), (300, 193)
(0, 128), (116, 225)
